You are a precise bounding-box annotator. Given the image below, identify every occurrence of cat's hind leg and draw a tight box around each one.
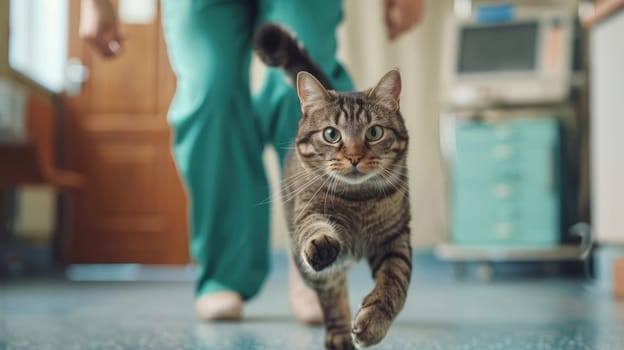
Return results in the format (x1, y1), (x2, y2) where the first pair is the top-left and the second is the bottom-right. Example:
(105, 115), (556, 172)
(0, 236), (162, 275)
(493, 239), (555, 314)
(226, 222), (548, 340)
(316, 274), (354, 350)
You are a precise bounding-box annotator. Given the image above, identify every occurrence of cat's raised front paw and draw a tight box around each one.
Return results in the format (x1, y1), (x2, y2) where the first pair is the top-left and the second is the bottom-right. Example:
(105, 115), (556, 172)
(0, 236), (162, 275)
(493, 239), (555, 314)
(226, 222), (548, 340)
(325, 331), (355, 350)
(351, 299), (392, 348)
(304, 234), (340, 272)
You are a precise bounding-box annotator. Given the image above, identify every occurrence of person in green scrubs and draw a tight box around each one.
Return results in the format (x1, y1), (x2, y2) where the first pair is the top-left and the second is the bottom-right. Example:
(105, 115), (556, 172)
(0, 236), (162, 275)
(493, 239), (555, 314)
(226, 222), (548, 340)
(80, 0), (424, 322)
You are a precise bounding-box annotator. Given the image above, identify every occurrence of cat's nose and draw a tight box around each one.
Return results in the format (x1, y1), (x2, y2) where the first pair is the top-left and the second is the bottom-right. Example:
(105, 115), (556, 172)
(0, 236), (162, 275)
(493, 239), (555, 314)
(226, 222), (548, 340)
(346, 156), (361, 166)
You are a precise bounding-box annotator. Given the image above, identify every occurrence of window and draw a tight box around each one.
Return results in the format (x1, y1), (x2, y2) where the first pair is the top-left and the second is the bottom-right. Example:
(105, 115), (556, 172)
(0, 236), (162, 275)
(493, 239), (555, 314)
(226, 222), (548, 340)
(9, 0), (68, 92)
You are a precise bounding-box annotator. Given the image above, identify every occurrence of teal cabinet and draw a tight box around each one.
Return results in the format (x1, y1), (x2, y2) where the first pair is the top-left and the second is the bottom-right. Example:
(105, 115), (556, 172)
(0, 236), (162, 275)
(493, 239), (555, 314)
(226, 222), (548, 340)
(451, 118), (560, 247)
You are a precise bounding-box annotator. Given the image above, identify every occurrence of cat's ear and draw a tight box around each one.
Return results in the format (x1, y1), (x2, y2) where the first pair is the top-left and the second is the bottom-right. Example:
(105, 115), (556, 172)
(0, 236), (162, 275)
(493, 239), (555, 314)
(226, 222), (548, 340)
(297, 71), (331, 114)
(368, 69), (401, 111)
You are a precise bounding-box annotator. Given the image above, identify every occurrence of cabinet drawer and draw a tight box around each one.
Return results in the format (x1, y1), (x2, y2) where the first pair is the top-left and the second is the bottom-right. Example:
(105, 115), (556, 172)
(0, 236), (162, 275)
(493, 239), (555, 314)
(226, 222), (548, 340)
(453, 143), (519, 185)
(452, 189), (559, 246)
(456, 124), (518, 150)
(455, 118), (558, 150)
(453, 144), (557, 189)
(452, 220), (559, 247)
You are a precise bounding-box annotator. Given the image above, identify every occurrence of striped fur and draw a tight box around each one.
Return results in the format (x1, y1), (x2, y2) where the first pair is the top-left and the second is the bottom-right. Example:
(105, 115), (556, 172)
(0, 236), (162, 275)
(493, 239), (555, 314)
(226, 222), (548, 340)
(255, 25), (411, 350)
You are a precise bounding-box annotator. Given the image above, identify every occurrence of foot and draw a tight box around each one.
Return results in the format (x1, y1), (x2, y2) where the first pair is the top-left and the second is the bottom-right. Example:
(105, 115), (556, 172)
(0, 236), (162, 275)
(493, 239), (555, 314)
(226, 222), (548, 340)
(351, 297), (392, 348)
(303, 234), (341, 272)
(195, 291), (243, 321)
(326, 331), (355, 350)
(289, 260), (323, 325)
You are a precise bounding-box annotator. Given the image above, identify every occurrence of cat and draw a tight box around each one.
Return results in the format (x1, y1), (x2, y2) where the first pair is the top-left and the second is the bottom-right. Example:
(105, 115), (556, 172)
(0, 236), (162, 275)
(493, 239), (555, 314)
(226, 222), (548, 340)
(255, 24), (412, 350)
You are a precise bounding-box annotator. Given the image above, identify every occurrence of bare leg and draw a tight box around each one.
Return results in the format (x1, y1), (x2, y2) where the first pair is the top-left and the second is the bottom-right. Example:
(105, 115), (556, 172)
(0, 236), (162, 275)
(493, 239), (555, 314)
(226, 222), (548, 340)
(289, 253), (323, 325)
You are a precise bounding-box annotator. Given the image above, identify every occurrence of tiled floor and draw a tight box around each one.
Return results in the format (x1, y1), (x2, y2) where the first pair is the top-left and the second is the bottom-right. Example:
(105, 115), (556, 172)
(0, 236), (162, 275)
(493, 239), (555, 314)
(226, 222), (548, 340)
(1, 253), (624, 350)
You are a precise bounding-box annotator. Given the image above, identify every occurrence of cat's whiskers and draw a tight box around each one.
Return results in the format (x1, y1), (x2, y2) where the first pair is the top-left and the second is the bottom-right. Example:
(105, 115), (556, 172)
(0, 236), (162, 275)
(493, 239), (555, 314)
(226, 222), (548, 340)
(384, 175), (409, 199)
(380, 166), (408, 185)
(294, 173), (334, 223)
(282, 168), (327, 190)
(322, 174), (337, 215)
(379, 167), (409, 199)
(378, 174), (403, 199)
(371, 159), (408, 169)
(282, 173), (329, 204)
(261, 170), (323, 206)
(374, 155), (406, 163)
(281, 170), (318, 191)
(369, 177), (387, 198)
(257, 170), (319, 205)
(381, 165), (409, 183)
(387, 163), (409, 168)
(332, 172), (340, 195)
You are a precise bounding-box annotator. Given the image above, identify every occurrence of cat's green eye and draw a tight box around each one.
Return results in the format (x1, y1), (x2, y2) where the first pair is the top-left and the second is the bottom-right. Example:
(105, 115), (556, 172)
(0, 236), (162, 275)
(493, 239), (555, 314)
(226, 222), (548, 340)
(366, 125), (384, 141)
(323, 127), (342, 143)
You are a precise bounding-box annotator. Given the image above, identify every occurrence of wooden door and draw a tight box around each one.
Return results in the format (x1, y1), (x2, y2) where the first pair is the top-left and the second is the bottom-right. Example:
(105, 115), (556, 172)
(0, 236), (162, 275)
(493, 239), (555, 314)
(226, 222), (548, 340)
(64, 0), (189, 264)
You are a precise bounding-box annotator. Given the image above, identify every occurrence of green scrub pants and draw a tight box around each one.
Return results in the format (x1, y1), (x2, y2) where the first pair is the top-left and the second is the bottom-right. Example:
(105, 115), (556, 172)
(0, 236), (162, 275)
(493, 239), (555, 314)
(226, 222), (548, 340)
(161, 0), (353, 299)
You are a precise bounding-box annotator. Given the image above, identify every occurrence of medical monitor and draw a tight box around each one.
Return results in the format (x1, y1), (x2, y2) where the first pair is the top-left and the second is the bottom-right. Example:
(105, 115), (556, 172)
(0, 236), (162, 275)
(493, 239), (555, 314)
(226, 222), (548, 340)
(441, 5), (574, 108)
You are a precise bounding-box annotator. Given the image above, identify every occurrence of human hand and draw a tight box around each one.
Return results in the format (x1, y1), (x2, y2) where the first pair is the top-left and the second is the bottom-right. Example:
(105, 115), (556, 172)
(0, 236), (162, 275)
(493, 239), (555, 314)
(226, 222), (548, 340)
(79, 0), (124, 58)
(384, 0), (426, 40)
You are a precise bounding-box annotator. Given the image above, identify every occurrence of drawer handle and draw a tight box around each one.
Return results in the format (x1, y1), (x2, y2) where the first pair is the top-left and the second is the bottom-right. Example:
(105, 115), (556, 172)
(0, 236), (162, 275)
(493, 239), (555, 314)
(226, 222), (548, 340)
(494, 184), (514, 198)
(547, 144), (556, 193)
(495, 126), (513, 139)
(492, 144), (514, 160)
(493, 223), (514, 238)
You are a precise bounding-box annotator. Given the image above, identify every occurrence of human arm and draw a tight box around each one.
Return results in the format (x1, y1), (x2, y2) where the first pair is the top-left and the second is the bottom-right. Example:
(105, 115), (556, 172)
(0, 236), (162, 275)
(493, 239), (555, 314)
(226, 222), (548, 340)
(79, 0), (124, 58)
(384, 0), (426, 40)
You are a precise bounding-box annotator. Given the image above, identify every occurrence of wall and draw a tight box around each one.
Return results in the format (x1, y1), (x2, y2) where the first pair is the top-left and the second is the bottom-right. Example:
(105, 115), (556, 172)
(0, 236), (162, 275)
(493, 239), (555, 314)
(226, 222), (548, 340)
(590, 10), (624, 244)
(0, 0), (8, 76)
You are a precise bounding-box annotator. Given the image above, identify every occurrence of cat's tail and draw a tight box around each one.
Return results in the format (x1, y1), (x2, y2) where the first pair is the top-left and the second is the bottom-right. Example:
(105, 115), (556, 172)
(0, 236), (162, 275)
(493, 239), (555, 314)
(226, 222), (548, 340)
(254, 23), (334, 90)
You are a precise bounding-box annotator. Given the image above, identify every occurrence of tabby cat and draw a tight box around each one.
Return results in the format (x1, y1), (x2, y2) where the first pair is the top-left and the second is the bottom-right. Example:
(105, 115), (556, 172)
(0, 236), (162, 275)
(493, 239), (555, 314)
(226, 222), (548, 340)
(255, 24), (412, 350)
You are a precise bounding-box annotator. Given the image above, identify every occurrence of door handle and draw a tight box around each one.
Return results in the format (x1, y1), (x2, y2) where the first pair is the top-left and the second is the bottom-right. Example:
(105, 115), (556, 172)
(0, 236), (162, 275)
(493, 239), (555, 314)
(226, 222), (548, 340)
(65, 58), (89, 96)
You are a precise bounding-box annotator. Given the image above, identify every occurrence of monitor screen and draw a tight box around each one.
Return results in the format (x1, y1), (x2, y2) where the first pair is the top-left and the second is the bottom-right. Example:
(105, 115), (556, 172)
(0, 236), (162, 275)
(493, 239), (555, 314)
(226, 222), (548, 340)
(458, 22), (538, 74)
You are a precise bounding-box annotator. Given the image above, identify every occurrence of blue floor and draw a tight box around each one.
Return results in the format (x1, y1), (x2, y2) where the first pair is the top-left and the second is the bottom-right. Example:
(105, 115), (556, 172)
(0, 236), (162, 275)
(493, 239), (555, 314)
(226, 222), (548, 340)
(1, 253), (624, 350)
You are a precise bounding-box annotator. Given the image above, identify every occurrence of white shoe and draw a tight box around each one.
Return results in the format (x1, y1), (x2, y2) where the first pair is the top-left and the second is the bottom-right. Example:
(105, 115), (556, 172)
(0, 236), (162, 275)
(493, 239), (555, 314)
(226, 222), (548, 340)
(195, 291), (243, 321)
